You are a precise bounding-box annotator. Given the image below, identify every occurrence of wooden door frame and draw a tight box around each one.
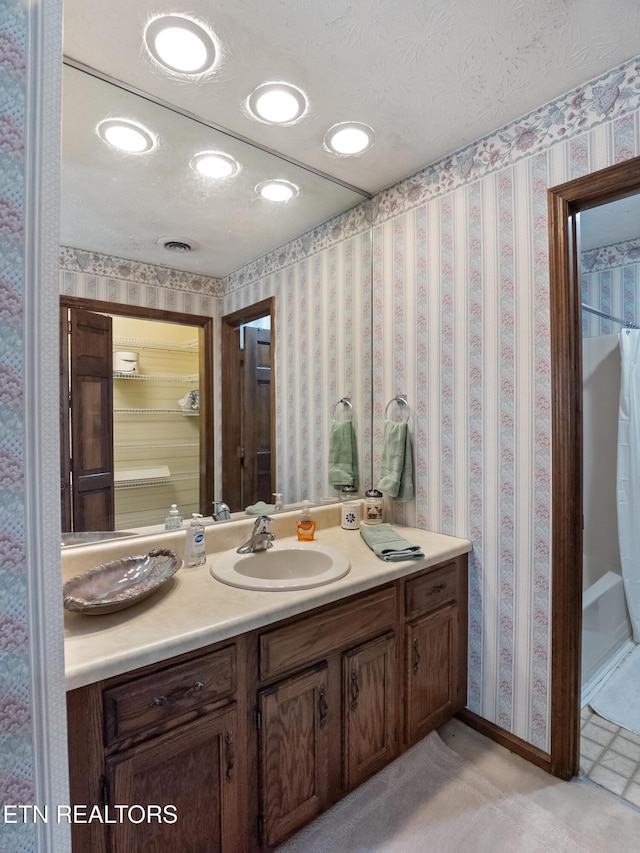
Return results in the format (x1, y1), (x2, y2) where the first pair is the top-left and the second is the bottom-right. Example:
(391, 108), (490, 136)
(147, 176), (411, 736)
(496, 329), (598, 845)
(60, 296), (214, 517)
(221, 297), (276, 510)
(548, 156), (640, 778)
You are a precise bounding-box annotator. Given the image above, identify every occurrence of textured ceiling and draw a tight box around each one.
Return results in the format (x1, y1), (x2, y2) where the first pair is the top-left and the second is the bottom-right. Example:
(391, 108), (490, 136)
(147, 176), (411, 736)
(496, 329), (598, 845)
(61, 0), (640, 276)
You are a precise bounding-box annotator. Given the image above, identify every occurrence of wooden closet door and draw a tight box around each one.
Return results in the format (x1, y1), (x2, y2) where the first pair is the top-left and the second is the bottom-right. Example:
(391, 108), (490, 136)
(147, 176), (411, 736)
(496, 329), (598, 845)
(68, 307), (114, 530)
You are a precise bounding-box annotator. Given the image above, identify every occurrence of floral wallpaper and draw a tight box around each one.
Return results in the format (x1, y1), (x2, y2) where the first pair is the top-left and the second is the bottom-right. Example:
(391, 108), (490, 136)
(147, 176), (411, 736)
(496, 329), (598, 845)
(0, 2), (36, 850)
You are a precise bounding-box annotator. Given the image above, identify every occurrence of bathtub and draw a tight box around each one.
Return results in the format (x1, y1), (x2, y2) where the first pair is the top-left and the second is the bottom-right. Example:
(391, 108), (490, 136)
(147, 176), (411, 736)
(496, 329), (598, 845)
(582, 570), (633, 705)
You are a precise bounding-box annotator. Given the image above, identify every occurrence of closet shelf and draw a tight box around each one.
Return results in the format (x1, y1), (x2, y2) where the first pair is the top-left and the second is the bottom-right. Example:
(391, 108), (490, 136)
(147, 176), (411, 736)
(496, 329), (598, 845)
(113, 336), (198, 352)
(114, 472), (198, 490)
(114, 407), (200, 415)
(115, 441), (199, 451)
(113, 371), (199, 383)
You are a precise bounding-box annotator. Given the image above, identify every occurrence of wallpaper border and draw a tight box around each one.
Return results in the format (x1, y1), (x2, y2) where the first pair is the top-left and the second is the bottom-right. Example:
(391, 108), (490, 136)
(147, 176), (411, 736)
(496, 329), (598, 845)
(60, 246), (224, 296)
(373, 54), (640, 225)
(581, 234), (640, 273)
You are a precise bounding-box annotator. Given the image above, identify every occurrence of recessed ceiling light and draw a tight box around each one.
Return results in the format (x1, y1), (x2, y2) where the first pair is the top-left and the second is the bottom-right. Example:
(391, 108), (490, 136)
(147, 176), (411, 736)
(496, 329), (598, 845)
(97, 119), (155, 154)
(144, 15), (217, 74)
(248, 82), (307, 124)
(256, 180), (299, 202)
(191, 151), (239, 179)
(324, 122), (375, 155)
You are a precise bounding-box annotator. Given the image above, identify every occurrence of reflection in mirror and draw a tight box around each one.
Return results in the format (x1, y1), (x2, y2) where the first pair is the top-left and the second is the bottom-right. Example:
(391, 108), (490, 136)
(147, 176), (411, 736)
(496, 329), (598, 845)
(60, 63), (373, 541)
(60, 297), (214, 534)
(221, 298), (275, 512)
(61, 63), (369, 278)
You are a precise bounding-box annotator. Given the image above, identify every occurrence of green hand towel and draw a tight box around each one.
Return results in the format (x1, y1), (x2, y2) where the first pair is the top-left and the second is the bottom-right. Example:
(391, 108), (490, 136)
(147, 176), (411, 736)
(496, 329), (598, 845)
(377, 421), (414, 501)
(360, 523), (424, 562)
(328, 420), (359, 490)
(245, 501), (276, 515)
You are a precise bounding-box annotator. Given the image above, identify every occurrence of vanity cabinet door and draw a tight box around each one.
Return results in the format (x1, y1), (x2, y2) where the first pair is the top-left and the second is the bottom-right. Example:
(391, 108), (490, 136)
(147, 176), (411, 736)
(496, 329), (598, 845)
(258, 664), (329, 849)
(342, 633), (397, 790)
(405, 604), (460, 745)
(105, 703), (240, 853)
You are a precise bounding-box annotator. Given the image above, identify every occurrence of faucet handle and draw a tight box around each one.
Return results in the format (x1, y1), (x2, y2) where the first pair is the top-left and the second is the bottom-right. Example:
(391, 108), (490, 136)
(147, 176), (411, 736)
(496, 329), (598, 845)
(254, 515), (273, 532)
(212, 501), (231, 521)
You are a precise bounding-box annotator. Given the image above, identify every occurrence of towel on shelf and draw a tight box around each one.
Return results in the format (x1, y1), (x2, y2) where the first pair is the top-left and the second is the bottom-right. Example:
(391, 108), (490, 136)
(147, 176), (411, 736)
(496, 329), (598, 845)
(377, 420), (414, 501)
(360, 523), (424, 562)
(245, 501), (276, 515)
(328, 420), (359, 491)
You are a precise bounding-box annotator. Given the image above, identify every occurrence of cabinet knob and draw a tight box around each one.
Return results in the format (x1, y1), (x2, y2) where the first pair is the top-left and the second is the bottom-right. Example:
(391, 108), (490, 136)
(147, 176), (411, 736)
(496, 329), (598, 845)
(350, 671), (360, 712)
(412, 637), (421, 674)
(318, 686), (329, 728)
(224, 730), (235, 782)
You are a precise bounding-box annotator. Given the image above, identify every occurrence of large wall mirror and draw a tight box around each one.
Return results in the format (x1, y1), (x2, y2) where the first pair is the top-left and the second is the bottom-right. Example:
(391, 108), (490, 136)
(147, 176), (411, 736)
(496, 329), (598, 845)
(60, 45), (373, 537)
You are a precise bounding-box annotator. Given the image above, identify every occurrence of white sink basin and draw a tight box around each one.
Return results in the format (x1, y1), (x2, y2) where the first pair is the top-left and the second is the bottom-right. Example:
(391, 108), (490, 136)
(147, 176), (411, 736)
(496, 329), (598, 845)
(210, 543), (350, 591)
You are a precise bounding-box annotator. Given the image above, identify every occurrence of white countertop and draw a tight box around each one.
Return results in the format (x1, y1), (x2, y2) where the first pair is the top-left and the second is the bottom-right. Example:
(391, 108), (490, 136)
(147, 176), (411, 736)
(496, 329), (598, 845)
(63, 509), (471, 691)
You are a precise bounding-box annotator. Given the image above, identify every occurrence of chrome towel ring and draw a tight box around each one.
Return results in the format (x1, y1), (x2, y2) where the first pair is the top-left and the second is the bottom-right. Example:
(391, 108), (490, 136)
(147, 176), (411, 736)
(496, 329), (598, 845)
(333, 396), (354, 423)
(384, 395), (410, 423)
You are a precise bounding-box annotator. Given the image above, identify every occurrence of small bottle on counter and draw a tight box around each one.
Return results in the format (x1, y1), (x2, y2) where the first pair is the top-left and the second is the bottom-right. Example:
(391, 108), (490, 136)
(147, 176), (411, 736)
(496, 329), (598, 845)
(296, 500), (316, 541)
(273, 492), (284, 512)
(184, 513), (207, 567)
(164, 504), (182, 530)
(363, 489), (384, 524)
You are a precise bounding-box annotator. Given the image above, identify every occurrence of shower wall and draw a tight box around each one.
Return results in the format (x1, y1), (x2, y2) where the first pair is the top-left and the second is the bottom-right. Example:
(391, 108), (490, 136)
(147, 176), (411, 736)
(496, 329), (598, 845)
(582, 333), (621, 591)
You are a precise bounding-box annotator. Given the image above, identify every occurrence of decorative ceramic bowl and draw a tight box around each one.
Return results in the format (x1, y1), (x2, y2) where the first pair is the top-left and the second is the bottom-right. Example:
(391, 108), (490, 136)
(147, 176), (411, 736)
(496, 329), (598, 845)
(63, 548), (181, 615)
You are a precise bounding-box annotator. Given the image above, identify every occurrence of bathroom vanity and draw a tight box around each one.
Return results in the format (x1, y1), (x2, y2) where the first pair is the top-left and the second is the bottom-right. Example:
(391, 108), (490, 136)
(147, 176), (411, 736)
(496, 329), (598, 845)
(63, 510), (470, 851)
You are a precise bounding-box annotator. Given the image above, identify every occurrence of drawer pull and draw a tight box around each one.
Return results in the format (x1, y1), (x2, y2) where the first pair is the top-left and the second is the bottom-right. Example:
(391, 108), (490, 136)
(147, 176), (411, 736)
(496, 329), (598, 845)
(350, 671), (360, 712)
(429, 583), (446, 595)
(224, 730), (235, 782)
(318, 686), (329, 729)
(412, 637), (421, 674)
(149, 680), (205, 707)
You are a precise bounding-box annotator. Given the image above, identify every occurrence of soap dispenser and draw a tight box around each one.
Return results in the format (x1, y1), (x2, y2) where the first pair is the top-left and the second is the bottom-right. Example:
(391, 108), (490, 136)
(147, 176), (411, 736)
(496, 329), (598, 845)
(184, 513), (206, 567)
(296, 500), (316, 541)
(164, 504), (182, 530)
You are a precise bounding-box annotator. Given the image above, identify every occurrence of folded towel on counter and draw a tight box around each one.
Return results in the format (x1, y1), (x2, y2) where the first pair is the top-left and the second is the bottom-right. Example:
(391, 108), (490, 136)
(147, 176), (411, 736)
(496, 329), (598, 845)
(377, 420), (414, 501)
(360, 523), (424, 562)
(245, 501), (276, 515)
(328, 420), (359, 491)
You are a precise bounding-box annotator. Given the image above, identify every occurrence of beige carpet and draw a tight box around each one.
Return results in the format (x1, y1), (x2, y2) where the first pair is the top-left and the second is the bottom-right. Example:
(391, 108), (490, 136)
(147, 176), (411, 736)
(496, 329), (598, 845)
(277, 731), (590, 853)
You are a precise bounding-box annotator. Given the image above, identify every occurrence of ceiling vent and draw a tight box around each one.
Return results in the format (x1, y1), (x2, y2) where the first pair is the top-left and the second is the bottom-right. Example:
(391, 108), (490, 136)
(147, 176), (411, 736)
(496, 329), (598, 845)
(157, 238), (196, 253)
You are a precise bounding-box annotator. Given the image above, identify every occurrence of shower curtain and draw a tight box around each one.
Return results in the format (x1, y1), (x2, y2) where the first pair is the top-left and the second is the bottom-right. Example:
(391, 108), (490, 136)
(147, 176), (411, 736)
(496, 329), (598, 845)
(618, 328), (640, 643)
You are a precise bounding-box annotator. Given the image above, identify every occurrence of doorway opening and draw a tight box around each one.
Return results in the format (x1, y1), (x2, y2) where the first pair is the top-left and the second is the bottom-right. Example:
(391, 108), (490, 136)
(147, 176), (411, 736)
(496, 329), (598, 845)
(548, 156), (640, 781)
(221, 298), (275, 512)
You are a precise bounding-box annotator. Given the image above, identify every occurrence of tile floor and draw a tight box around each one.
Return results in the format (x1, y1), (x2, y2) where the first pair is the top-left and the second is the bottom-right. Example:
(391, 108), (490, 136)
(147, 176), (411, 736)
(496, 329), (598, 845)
(580, 705), (640, 808)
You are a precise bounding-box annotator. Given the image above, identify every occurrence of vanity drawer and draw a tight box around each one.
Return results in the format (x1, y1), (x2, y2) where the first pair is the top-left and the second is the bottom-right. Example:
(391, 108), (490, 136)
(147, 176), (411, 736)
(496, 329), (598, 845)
(104, 644), (236, 745)
(260, 587), (396, 680)
(405, 562), (458, 618)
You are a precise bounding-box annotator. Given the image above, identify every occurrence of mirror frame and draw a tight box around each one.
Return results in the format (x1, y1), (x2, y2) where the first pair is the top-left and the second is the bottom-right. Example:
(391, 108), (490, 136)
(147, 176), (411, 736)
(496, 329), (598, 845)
(60, 295), (215, 526)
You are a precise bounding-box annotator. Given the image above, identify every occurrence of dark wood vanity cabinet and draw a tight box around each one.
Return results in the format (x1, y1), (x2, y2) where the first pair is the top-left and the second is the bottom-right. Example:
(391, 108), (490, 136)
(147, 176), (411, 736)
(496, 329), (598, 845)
(253, 589), (399, 848)
(66, 554), (467, 853)
(66, 640), (247, 853)
(403, 559), (466, 747)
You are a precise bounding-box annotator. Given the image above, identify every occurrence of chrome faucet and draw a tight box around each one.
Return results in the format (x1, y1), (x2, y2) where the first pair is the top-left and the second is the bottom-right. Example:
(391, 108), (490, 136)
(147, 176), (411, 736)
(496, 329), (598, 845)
(212, 501), (231, 521)
(237, 515), (275, 554)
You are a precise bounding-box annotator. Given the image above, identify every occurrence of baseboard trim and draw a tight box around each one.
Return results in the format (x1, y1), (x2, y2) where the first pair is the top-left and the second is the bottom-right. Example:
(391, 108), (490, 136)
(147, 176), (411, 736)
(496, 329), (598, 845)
(456, 709), (552, 774)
